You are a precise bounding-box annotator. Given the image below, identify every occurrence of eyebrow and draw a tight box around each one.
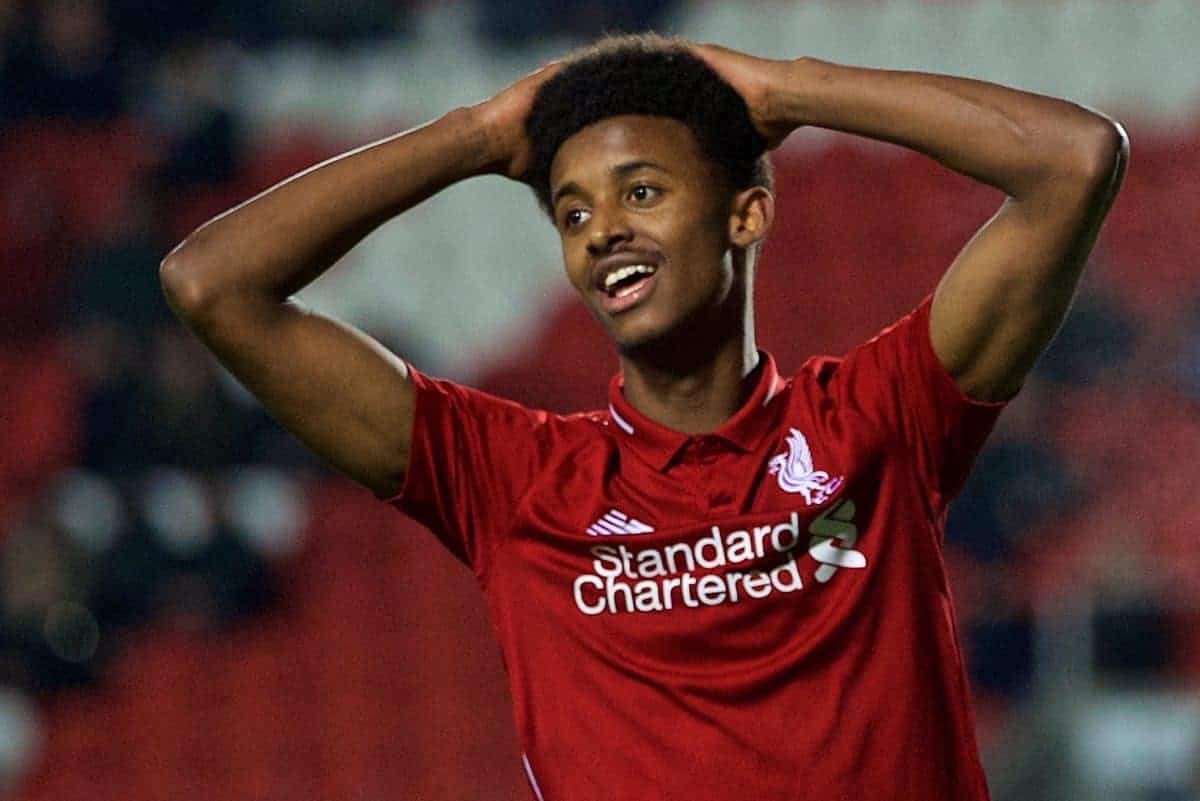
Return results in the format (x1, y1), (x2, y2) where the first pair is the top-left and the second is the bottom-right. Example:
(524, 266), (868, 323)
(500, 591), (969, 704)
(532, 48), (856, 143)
(551, 160), (671, 209)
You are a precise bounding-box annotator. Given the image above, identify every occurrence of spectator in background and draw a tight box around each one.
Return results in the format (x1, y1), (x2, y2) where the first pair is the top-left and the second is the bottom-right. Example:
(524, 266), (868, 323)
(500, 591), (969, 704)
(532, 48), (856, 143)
(68, 221), (312, 477)
(70, 318), (257, 472)
(0, 464), (286, 695)
(4, 0), (124, 122)
(142, 327), (250, 468)
(150, 40), (242, 189)
(947, 426), (1077, 564)
(50, 470), (158, 632)
(964, 568), (1034, 700)
(65, 177), (175, 471)
(1033, 289), (1136, 388)
(66, 178), (175, 333)
(945, 379), (1065, 702)
(1090, 540), (1173, 681)
(69, 316), (149, 473)
(0, 500), (99, 691)
(945, 288), (1140, 702)
(137, 468), (272, 630)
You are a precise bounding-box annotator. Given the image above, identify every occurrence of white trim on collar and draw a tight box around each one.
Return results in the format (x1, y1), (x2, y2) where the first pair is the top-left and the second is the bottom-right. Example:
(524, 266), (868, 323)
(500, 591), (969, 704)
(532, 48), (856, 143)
(762, 373), (782, 407)
(608, 403), (635, 435)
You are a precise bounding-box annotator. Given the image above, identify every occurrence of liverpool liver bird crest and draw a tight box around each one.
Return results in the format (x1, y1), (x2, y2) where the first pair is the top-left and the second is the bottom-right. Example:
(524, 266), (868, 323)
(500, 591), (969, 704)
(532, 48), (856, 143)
(767, 428), (844, 506)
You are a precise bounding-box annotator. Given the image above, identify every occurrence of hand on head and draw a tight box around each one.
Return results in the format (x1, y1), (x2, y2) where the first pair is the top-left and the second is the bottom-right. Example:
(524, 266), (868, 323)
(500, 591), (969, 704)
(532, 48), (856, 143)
(472, 60), (564, 182)
(688, 42), (800, 150)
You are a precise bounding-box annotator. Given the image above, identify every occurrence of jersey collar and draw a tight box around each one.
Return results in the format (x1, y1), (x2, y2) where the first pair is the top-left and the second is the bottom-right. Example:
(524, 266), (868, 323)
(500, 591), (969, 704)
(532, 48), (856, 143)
(607, 351), (785, 472)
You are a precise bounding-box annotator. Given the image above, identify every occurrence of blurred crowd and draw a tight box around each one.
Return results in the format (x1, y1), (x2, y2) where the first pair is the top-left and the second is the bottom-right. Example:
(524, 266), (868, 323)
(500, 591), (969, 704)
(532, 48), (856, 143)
(0, 0), (328, 787)
(0, 0), (681, 791)
(1, 0), (1199, 799)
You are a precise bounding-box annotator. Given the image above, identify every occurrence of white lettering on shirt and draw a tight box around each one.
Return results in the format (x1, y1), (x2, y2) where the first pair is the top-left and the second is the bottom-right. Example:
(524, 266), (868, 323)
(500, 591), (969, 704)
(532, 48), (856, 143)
(573, 502), (865, 616)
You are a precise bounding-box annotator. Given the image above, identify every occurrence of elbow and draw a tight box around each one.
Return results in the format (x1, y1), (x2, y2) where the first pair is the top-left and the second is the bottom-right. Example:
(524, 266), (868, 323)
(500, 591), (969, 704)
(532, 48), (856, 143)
(1073, 115), (1130, 185)
(1031, 115), (1128, 203)
(160, 240), (221, 323)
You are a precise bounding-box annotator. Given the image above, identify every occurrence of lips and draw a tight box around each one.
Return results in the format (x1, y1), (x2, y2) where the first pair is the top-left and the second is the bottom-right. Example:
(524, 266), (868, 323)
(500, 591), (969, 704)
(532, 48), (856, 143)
(591, 251), (663, 315)
(597, 268), (660, 314)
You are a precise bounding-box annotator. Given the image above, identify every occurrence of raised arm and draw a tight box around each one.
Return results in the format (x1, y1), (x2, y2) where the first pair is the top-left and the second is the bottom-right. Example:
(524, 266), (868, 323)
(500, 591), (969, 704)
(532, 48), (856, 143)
(160, 63), (559, 497)
(694, 45), (1128, 402)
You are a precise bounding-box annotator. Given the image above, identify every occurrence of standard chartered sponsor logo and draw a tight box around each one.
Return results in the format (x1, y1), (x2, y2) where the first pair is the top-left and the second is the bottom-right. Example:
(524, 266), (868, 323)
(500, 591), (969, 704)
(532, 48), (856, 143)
(572, 501), (865, 616)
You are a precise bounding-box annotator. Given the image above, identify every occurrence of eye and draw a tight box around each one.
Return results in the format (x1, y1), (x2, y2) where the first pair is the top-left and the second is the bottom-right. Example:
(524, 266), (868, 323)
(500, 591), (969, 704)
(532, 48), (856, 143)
(563, 208), (591, 229)
(629, 184), (660, 203)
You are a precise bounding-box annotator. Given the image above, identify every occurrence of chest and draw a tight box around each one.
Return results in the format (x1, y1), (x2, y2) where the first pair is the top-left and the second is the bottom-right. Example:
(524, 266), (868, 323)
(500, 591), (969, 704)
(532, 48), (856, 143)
(524, 415), (889, 538)
(488, 413), (943, 678)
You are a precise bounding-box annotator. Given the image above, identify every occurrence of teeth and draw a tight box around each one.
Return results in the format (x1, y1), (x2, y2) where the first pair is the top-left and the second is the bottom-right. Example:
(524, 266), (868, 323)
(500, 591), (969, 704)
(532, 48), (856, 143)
(603, 264), (656, 291)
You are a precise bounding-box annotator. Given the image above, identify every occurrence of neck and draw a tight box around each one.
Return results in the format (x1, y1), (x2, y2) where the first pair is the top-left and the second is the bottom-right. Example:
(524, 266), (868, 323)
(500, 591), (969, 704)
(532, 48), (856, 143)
(618, 321), (759, 436)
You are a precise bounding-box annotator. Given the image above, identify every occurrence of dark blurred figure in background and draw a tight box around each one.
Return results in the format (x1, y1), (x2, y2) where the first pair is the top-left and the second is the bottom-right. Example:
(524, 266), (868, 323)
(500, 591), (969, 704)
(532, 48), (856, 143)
(0, 498), (98, 693)
(4, 0), (124, 122)
(149, 41), (242, 190)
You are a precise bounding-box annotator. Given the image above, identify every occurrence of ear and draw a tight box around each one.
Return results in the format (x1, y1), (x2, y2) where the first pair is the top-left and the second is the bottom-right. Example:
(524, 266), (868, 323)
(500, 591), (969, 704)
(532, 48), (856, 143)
(727, 186), (774, 250)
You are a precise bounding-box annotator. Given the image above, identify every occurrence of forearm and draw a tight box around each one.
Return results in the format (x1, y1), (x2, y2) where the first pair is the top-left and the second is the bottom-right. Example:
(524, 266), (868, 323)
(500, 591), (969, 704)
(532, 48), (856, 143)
(777, 58), (1121, 197)
(161, 106), (498, 312)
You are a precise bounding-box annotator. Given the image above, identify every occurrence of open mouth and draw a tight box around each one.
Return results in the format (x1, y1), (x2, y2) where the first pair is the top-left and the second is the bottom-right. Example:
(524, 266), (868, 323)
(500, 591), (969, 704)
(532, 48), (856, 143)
(598, 263), (659, 313)
(604, 263), (657, 296)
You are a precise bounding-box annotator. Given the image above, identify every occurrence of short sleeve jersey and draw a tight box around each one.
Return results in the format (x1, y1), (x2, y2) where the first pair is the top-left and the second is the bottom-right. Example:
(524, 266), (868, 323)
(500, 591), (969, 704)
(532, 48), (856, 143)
(389, 294), (1009, 801)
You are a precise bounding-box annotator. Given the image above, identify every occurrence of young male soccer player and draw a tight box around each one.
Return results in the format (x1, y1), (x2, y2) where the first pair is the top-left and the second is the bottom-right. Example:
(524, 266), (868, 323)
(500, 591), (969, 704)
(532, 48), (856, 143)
(162, 33), (1127, 801)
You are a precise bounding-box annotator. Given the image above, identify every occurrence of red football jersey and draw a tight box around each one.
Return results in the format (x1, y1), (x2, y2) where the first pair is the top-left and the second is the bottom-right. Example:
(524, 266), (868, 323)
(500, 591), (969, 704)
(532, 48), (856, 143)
(389, 294), (1008, 801)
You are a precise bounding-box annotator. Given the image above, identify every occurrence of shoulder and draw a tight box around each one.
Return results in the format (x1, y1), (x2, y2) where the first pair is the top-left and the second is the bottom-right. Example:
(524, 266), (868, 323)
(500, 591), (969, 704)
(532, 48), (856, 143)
(794, 296), (936, 388)
(409, 364), (613, 444)
(797, 355), (843, 388)
(542, 408), (616, 442)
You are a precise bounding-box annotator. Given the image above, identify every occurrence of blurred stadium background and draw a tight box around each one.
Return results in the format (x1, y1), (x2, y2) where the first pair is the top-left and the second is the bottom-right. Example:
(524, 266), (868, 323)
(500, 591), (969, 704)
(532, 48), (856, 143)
(0, 0), (1197, 798)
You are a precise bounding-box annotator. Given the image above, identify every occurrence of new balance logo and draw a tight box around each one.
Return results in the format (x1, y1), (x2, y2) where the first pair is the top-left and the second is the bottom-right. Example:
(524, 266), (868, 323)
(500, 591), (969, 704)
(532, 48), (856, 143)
(587, 509), (654, 537)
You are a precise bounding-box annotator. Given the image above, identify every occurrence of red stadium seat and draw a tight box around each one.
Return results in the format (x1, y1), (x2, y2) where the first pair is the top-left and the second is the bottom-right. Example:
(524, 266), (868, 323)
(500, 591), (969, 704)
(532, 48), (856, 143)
(0, 118), (160, 245)
(0, 339), (80, 526)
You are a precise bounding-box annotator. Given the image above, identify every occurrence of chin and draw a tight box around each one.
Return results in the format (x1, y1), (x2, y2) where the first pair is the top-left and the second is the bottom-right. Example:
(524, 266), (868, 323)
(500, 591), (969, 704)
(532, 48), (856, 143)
(610, 322), (663, 354)
(608, 308), (692, 356)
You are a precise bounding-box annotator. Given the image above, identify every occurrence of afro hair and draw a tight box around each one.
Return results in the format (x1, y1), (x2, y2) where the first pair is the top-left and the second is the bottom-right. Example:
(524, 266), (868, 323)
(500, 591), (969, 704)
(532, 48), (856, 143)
(524, 32), (774, 221)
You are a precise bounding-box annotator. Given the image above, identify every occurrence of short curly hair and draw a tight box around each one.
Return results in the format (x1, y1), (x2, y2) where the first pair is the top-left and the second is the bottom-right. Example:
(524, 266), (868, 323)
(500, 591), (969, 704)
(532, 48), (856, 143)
(524, 32), (774, 223)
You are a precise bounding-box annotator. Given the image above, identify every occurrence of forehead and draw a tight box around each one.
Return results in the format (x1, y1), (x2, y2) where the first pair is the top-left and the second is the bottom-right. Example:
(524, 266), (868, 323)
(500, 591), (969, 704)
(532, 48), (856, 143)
(549, 115), (709, 190)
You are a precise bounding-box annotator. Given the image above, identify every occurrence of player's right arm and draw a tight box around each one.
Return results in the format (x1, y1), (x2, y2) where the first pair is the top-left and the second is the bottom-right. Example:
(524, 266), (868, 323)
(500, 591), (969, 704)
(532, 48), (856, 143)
(160, 64), (559, 498)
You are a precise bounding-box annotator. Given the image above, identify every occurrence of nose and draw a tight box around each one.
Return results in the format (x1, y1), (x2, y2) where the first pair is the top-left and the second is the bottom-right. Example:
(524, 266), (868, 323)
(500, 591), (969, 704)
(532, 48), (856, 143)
(586, 207), (633, 257)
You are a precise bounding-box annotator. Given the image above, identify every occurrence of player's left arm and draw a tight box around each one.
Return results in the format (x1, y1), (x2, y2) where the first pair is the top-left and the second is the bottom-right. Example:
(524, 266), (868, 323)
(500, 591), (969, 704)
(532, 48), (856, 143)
(694, 45), (1129, 402)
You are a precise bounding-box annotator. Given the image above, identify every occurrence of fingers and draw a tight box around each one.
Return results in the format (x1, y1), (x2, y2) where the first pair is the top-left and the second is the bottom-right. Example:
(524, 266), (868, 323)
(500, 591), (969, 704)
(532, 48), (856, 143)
(533, 60), (563, 80)
(693, 42), (731, 56)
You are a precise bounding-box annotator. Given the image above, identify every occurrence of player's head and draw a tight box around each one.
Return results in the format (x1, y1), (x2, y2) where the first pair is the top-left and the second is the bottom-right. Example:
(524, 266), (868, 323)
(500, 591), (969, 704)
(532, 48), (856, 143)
(525, 32), (775, 355)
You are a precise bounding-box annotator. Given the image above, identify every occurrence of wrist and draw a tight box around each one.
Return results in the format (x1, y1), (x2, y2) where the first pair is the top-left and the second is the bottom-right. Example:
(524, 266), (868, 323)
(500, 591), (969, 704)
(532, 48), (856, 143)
(458, 102), (522, 178)
(441, 105), (509, 177)
(770, 57), (833, 131)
